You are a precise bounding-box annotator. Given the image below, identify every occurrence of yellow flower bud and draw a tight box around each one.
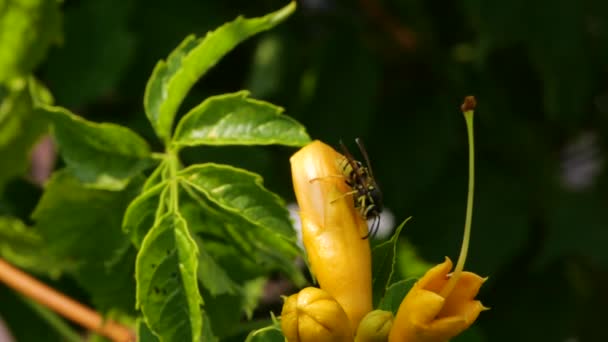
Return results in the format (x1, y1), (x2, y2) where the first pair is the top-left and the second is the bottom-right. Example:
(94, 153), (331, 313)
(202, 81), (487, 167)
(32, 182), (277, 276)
(388, 258), (487, 342)
(290, 140), (372, 332)
(355, 310), (393, 342)
(281, 287), (354, 342)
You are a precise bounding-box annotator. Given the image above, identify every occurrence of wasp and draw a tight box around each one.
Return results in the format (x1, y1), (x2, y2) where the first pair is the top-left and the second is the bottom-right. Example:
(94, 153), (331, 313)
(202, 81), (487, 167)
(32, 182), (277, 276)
(338, 138), (383, 239)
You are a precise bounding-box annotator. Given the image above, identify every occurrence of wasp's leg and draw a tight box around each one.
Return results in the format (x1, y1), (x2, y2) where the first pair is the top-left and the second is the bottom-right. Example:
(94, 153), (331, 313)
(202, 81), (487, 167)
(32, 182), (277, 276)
(329, 190), (358, 204)
(308, 174), (345, 184)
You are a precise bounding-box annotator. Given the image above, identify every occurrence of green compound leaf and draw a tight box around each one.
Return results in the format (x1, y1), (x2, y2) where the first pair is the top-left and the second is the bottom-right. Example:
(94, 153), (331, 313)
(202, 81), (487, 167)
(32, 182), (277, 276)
(173, 91), (309, 147)
(0, 0), (62, 82)
(143, 2), (296, 141)
(39, 104), (152, 190)
(378, 278), (416, 315)
(136, 212), (202, 342)
(179, 163), (295, 238)
(371, 217), (411, 307)
(123, 181), (168, 248)
(179, 164), (303, 285)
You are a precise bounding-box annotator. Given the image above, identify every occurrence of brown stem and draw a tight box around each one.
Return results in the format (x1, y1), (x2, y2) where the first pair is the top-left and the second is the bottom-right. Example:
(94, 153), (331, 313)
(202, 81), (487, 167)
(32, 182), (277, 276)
(0, 259), (135, 342)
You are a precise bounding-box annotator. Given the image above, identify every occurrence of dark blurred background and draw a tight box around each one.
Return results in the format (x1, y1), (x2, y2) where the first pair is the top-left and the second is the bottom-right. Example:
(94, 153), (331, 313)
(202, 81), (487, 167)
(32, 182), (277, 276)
(5, 0), (608, 341)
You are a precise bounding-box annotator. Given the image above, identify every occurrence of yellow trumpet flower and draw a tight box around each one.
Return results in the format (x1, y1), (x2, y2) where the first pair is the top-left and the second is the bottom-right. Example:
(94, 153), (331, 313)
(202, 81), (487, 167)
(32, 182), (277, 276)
(290, 140), (372, 333)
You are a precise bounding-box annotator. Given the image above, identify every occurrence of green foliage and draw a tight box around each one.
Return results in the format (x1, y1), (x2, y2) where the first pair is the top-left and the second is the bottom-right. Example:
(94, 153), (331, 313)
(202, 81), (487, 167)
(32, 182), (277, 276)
(371, 217), (411, 307)
(0, 0), (61, 83)
(144, 2), (296, 141)
(173, 91), (309, 147)
(2, 0), (608, 341)
(40, 105), (152, 190)
(0, 78), (51, 190)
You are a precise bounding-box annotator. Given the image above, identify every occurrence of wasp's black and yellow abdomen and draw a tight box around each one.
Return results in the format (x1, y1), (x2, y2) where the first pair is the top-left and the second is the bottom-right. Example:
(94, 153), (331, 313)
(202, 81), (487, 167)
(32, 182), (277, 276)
(339, 138), (383, 239)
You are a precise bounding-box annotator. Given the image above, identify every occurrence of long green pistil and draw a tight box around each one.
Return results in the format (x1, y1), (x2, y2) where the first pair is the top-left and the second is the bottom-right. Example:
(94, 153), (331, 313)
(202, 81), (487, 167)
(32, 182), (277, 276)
(440, 96), (476, 299)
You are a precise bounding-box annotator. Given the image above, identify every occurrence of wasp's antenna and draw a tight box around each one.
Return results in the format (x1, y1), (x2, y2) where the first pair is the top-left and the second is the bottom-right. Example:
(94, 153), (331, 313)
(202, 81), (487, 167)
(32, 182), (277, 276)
(355, 138), (376, 178)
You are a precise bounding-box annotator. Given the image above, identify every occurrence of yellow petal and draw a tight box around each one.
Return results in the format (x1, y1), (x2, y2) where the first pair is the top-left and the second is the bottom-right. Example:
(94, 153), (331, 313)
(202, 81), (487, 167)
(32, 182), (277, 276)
(281, 287), (354, 342)
(389, 260), (485, 342)
(291, 140), (372, 331)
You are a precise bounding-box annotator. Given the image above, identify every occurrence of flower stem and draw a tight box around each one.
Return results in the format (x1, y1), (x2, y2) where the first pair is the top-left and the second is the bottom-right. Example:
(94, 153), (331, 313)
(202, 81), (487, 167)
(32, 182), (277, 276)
(440, 96), (476, 299)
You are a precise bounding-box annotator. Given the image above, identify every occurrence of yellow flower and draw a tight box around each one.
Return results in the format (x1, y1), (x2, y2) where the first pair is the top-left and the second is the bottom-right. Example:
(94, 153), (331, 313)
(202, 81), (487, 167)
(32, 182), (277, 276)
(281, 287), (354, 342)
(290, 140), (372, 332)
(388, 258), (486, 342)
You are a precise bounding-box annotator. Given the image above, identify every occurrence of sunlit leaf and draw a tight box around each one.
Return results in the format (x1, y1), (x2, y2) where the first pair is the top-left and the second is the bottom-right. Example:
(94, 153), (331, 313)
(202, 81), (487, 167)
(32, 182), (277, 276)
(143, 2), (296, 140)
(136, 212), (202, 341)
(39, 105), (152, 190)
(173, 91), (309, 147)
(0, 0), (61, 82)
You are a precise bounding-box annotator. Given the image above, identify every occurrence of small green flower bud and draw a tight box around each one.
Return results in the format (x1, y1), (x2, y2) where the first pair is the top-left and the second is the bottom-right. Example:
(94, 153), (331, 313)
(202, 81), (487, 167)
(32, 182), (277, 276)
(355, 310), (393, 342)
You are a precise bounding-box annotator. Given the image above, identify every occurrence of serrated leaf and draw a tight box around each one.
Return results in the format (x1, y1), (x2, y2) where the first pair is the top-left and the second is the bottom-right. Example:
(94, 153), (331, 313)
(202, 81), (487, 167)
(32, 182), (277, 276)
(0, 0), (62, 82)
(31, 170), (143, 312)
(143, 2), (296, 140)
(0, 78), (49, 189)
(173, 91), (309, 147)
(179, 163), (295, 238)
(123, 181), (168, 248)
(38, 104), (152, 190)
(180, 177), (303, 286)
(378, 279), (416, 315)
(372, 217), (411, 307)
(32, 170), (138, 264)
(136, 212), (202, 342)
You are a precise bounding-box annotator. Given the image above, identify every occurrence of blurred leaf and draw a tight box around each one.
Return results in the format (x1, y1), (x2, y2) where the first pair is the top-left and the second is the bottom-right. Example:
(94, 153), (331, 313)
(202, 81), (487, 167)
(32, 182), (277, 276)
(193, 235), (239, 297)
(143, 2), (296, 141)
(39, 104), (152, 190)
(123, 181), (168, 248)
(378, 279), (416, 315)
(396, 240), (433, 280)
(135, 212), (202, 341)
(371, 217), (411, 307)
(137, 319), (160, 342)
(173, 91), (309, 147)
(0, 216), (66, 277)
(0, 78), (50, 189)
(0, 0), (61, 82)
(42, 0), (134, 107)
(245, 34), (284, 98)
(245, 322), (283, 342)
(200, 277), (266, 340)
(31, 170), (142, 311)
